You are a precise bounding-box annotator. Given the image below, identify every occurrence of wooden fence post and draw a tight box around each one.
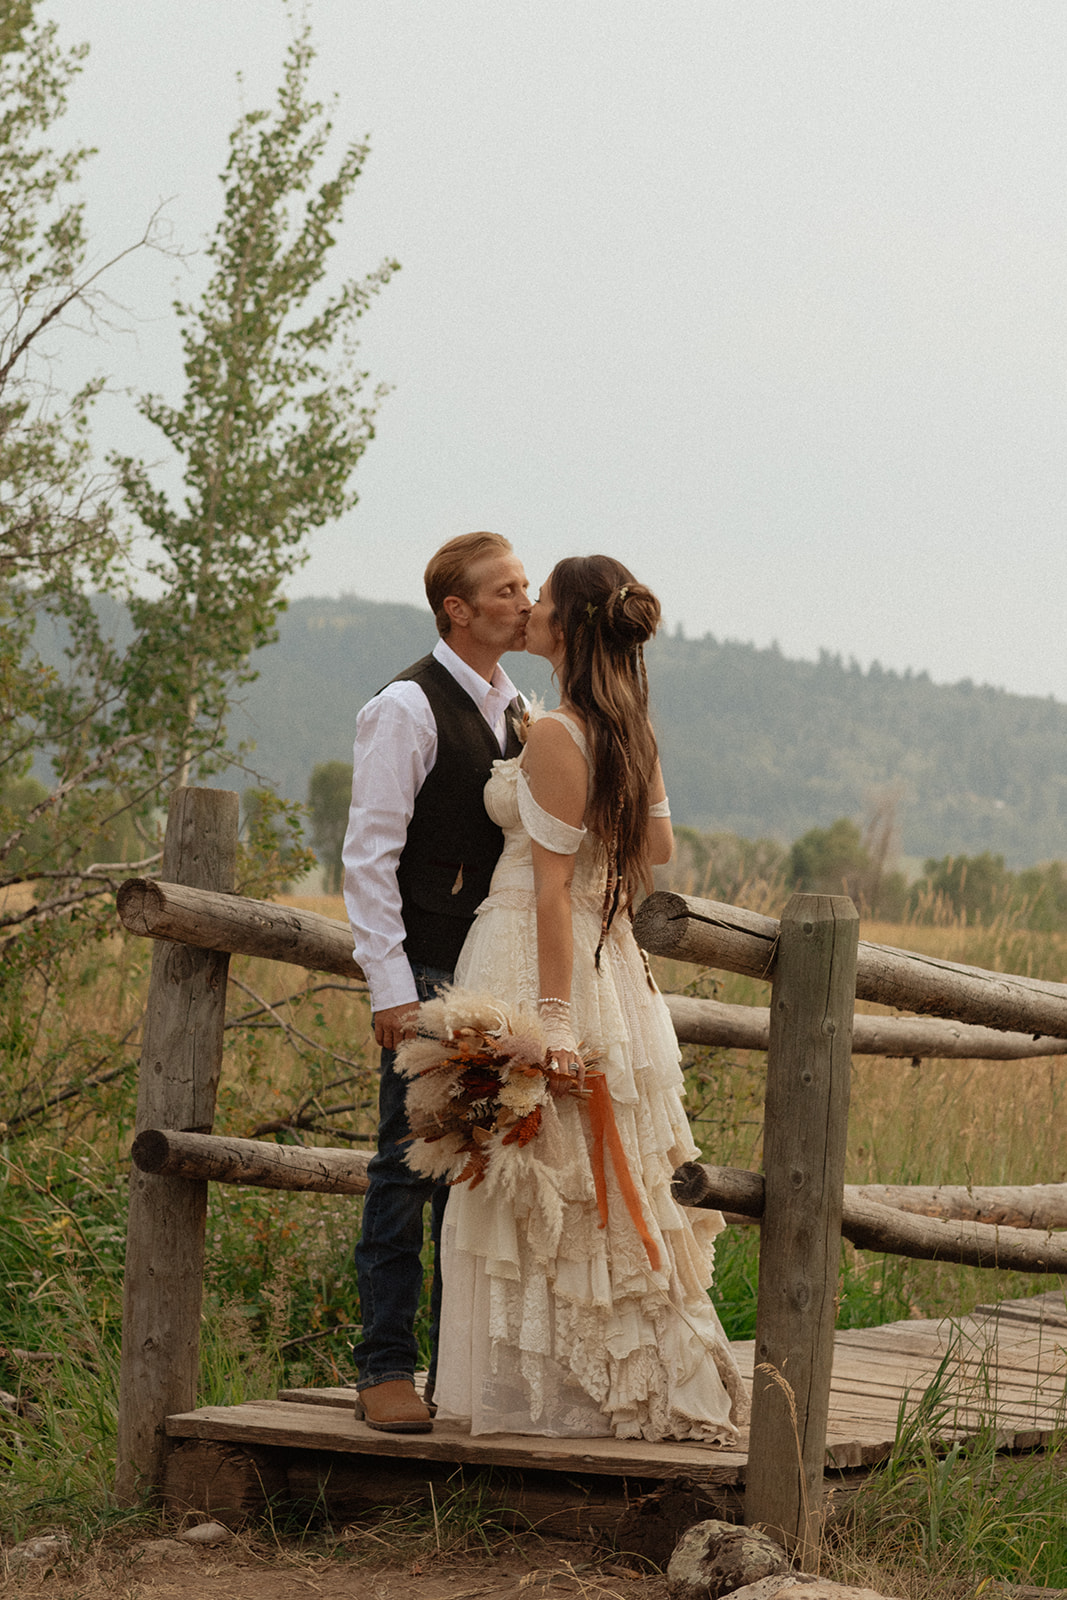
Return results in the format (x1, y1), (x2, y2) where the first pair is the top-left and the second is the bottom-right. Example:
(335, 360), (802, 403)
(115, 787), (239, 1503)
(744, 892), (858, 1563)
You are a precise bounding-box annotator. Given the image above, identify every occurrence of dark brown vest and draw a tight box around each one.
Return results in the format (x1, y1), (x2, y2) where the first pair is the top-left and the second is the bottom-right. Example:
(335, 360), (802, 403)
(393, 655), (523, 972)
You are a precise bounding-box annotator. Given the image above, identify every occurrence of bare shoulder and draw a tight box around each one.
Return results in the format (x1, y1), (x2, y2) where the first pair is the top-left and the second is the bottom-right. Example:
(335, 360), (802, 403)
(523, 712), (588, 824)
(527, 707), (584, 735)
(523, 712), (587, 766)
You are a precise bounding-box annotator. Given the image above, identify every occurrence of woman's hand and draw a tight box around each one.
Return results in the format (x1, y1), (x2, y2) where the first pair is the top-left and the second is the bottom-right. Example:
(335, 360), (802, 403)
(547, 1045), (588, 1097)
(540, 998), (588, 1095)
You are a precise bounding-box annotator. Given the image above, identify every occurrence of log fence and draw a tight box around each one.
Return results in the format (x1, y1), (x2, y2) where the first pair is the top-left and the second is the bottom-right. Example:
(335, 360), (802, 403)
(113, 787), (1067, 1560)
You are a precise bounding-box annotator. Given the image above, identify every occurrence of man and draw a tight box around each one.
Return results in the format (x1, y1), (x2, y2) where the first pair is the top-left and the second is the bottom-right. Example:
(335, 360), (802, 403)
(342, 531), (530, 1432)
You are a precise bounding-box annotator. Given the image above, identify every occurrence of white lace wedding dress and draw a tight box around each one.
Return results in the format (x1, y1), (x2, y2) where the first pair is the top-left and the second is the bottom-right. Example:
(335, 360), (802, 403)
(433, 713), (748, 1443)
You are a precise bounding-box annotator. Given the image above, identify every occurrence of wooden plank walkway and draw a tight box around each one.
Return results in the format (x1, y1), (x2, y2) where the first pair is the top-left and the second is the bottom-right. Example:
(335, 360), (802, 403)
(162, 1291), (1067, 1525)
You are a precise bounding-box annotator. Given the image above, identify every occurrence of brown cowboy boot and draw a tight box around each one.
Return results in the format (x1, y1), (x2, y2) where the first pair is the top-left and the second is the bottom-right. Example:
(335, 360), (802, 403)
(356, 1379), (433, 1434)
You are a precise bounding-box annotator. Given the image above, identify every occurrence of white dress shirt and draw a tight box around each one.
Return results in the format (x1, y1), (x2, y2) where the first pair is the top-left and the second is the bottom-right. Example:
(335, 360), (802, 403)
(342, 637), (522, 1013)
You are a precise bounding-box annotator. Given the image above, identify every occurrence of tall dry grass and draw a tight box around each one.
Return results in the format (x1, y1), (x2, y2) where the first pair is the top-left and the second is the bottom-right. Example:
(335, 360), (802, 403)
(663, 909), (1067, 1327)
(3, 885), (1066, 1567)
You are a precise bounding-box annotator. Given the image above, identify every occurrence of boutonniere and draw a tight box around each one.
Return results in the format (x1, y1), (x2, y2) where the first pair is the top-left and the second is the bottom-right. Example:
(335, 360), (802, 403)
(511, 695), (542, 744)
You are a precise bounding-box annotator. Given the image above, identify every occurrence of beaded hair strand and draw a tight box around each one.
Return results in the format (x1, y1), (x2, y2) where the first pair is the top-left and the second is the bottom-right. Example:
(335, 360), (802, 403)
(594, 772), (626, 971)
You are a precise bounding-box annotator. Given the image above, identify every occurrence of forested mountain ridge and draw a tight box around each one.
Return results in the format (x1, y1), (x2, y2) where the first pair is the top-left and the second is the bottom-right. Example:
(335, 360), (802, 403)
(229, 595), (1067, 869)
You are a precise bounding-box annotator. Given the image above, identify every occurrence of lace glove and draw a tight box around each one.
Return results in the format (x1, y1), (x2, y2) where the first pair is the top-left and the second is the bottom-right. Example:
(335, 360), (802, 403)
(537, 992), (588, 1094)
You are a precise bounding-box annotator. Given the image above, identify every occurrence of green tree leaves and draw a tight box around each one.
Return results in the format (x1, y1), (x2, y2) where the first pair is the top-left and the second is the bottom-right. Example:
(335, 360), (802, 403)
(910, 853), (1067, 931)
(307, 760), (352, 893)
(112, 24), (397, 789)
(788, 818), (870, 899)
(1, 6), (393, 1120)
(0, 0), (131, 940)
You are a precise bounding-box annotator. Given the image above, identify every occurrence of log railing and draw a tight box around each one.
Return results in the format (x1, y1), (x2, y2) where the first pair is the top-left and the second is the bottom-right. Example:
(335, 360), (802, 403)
(633, 890), (1067, 1039)
(117, 876), (1067, 1059)
(634, 887), (1067, 1561)
(114, 788), (1067, 1559)
(673, 1163), (1067, 1272)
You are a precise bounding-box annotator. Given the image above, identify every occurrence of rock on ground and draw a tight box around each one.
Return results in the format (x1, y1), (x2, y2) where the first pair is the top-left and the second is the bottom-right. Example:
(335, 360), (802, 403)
(5, 1532), (71, 1571)
(726, 1582), (901, 1599)
(665, 1519), (903, 1600)
(667, 1520), (792, 1600)
(127, 1537), (199, 1565)
(179, 1520), (235, 1546)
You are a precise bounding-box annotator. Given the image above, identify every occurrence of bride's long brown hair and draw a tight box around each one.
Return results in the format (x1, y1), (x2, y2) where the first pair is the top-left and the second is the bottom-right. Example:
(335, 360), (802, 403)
(547, 556), (662, 948)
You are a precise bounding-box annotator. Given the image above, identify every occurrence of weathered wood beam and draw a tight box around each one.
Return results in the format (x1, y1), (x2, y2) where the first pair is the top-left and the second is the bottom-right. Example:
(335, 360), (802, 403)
(636, 891), (1067, 1039)
(673, 1162), (765, 1215)
(674, 1162), (1067, 1272)
(137, 1130), (1067, 1236)
(115, 790), (238, 1505)
(117, 881), (1066, 1060)
(133, 1130), (370, 1194)
(853, 1182), (1067, 1231)
(841, 1195), (1067, 1273)
(663, 993), (1067, 1059)
(677, 1162), (1067, 1232)
(117, 878), (365, 981)
(746, 893), (857, 1560)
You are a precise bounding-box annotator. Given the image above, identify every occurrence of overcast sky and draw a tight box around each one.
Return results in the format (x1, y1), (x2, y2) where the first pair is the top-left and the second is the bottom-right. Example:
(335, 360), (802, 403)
(46, 0), (1067, 701)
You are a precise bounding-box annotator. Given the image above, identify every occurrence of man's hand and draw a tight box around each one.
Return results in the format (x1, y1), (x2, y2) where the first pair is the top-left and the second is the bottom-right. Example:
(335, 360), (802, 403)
(373, 1003), (420, 1051)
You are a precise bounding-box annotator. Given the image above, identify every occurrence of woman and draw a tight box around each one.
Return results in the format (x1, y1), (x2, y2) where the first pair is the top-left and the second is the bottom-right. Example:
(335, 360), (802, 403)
(429, 556), (747, 1442)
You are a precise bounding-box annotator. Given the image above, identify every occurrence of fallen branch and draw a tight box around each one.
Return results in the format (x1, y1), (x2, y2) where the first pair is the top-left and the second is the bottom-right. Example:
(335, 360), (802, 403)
(279, 1322), (361, 1354)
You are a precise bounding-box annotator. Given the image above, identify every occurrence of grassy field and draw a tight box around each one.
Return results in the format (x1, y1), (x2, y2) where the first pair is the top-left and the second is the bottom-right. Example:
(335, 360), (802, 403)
(2, 893), (1066, 1591)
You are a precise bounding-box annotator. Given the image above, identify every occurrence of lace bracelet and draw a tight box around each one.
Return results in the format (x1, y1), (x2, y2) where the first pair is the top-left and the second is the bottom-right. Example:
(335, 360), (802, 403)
(537, 996), (577, 1055)
(649, 797), (671, 817)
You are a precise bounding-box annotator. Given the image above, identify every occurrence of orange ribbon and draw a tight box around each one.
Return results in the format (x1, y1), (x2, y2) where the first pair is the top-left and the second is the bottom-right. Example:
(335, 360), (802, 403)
(583, 1072), (661, 1274)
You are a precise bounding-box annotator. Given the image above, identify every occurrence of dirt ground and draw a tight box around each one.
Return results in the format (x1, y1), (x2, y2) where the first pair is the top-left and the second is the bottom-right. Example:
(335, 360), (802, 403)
(0, 1534), (668, 1600)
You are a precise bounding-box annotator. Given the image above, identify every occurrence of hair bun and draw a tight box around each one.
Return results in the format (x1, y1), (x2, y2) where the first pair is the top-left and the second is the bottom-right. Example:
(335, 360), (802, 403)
(605, 581), (660, 647)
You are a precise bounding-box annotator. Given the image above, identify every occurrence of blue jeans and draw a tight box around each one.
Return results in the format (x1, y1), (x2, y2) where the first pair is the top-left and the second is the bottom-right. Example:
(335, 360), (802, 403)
(352, 962), (452, 1397)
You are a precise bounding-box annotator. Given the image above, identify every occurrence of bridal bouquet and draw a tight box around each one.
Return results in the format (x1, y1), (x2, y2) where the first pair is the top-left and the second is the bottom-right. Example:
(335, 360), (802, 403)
(397, 987), (660, 1269)
(395, 988), (582, 1189)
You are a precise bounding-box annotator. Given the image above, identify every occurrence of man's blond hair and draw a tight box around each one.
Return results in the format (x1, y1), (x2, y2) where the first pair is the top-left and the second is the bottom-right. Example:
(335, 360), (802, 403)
(424, 531), (513, 638)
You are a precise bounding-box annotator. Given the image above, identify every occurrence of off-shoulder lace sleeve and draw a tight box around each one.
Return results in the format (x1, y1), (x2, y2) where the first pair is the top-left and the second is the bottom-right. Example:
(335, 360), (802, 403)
(517, 771), (587, 855)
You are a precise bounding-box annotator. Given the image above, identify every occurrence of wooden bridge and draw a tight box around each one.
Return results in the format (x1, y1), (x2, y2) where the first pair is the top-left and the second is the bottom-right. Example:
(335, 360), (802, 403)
(114, 788), (1067, 1563)
(161, 1289), (1067, 1547)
